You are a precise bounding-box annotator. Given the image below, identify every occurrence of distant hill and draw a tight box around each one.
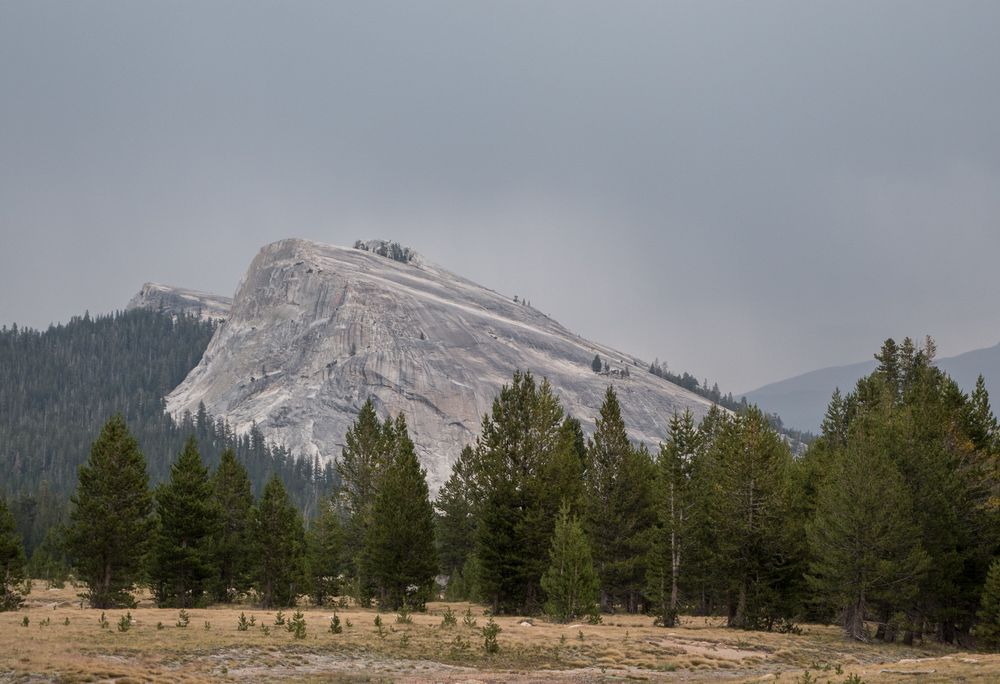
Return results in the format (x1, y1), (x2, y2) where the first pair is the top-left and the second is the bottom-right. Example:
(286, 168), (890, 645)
(743, 342), (1000, 433)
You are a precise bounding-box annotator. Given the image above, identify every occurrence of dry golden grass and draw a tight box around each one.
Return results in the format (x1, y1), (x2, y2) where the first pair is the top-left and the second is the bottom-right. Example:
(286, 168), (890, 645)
(3, 583), (1000, 682)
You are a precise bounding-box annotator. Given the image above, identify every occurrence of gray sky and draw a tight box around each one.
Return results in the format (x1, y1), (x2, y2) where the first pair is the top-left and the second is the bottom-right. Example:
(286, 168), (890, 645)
(2, 1), (999, 392)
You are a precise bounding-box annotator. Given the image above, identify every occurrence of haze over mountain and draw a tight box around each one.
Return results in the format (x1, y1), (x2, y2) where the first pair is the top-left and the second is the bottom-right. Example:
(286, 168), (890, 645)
(744, 343), (1000, 433)
(156, 239), (717, 488)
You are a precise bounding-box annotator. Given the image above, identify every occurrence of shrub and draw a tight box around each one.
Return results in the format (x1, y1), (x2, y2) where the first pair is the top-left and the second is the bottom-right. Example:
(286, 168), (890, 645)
(117, 612), (133, 632)
(176, 609), (190, 628)
(329, 611), (342, 634)
(287, 611), (306, 639)
(441, 606), (457, 628)
(482, 618), (501, 654)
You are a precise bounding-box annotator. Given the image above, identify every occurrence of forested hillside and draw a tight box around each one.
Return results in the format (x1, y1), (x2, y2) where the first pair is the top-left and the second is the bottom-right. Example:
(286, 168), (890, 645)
(0, 309), (335, 556)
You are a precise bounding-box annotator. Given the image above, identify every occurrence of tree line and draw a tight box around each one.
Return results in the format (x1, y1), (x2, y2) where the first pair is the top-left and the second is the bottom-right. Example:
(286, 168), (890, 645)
(4, 335), (1000, 651)
(0, 308), (336, 565)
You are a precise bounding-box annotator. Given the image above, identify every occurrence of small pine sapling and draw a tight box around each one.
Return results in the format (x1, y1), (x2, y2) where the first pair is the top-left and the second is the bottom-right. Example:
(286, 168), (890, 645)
(287, 610), (306, 639)
(481, 617), (501, 654)
(329, 611), (342, 634)
(273, 610), (286, 626)
(462, 607), (477, 628)
(98, 612), (109, 629)
(117, 612), (133, 632)
(441, 606), (457, 628)
(176, 609), (190, 628)
(237, 612), (250, 631)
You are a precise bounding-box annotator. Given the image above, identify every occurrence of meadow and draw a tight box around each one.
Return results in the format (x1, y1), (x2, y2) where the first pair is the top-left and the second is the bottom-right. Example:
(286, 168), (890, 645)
(3, 584), (1000, 682)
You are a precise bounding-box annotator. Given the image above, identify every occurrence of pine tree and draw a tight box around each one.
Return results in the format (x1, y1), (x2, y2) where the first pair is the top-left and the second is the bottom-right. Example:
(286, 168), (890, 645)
(711, 407), (797, 630)
(592, 354), (602, 373)
(150, 436), (219, 607)
(975, 558), (1000, 650)
(435, 446), (479, 599)
(540, 504), (598, 622)
(964, 375), (998, 453)
(648, 410), (699, 626)
(337, 399), (388, 601)
(210, 449), (255, 603)
(254, 476), (306, 608)
(0, 498), (27, 611)
(584, 386), (657, 614)
(362, 415), (438, 610)
(66, 415), (153, 608)
(306, 495), (345, 606)
(820, 388), (849, 448)
(806, 437), (928, 641)
(473, 372), (569, 614)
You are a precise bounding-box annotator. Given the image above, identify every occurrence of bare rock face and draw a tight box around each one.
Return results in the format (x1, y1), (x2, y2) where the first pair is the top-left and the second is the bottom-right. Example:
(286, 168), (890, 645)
(166, 238), (716, 488)
(127, 283), (232, 321)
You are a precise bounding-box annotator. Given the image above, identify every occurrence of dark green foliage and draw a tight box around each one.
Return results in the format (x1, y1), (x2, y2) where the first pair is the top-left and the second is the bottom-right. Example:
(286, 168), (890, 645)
(710, 407), (800, 630)
(209, 449), (255, 603)
(806, 433), (929, 641)
(648, 410), (700, 627)
(976, 559), (1000, 650)
(362, 415), (439, 610)
(591, 354), (602, 373)
(803, 337), (998, 644)
(585, 386), (657, 614)
(540, 503), (599, 622)
(306, 496), (345, 606)
(66, 415), (153, 608)
(150, 437), (220, 607)
(253, 476), (307, 608)
(473, 372), (575, 614)
(435, 446), (478, 599)
(0, 309), (334, 545)
(0, 498), (27, 610)
(337, 399), (388, 602)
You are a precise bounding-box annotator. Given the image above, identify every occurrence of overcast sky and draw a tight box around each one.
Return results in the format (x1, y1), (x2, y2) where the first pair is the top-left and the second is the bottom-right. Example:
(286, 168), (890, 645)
(2, 1), (999, 392)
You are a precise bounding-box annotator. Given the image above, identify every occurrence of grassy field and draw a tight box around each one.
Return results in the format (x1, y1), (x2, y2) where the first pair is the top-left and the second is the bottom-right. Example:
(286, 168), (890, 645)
(2, 584), (1000, 682)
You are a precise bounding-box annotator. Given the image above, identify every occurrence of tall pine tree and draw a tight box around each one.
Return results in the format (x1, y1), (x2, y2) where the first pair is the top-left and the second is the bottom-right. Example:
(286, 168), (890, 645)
(150, 436), (219, 607)
(254, 475), (306, 608)
(210, 449), (255, 603)
(362, 414), (438, 610)
(584, 386), (657, 613)
(66, 415), (153, 608)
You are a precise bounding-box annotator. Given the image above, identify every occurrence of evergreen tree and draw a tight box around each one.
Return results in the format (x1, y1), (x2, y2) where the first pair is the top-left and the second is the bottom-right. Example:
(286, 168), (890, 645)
(964, 375), (998, 453)
(362, 415), (438, 610)
(337, 399), (387, 600)
(648, 410), (699, 626)
(473, 372), (569, 614)
(150, 436), (219, 607)
(806, 436), (928, 641)
(306, 495), (345, 606)
(435, 446), (479, 599)
(254, 476), (306, 608)
(210, 449), (255, 603)
(584, 386), (657, 613)
(820, 387), (849, 448)
(0, 498), (27, 611)
(540, 503), (598, 622)
(711, 407), (798, 630)
(591, 354), (602, 373)
(975, 558), (1000, 650)
(66, 415), (153, 608)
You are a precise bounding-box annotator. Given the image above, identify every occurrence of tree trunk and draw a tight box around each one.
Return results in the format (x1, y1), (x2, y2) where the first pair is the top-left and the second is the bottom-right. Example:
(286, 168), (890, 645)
(844, 594), (869, 642)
